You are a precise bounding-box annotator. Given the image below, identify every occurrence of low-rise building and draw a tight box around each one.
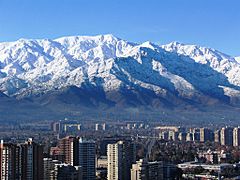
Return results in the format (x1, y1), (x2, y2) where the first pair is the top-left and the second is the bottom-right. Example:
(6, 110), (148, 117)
(52, 163), (82, 180)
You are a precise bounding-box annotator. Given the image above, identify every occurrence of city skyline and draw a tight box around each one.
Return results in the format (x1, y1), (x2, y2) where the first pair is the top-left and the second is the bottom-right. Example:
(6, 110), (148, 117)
(2, 120), (240, 179)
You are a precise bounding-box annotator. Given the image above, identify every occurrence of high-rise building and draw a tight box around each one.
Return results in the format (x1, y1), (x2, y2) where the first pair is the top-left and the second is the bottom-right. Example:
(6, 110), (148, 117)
(107, 141), (123, 180)
(186, 132), (193, 142)
(220, 127), (233, 146)
(21, 138), (44, 180)
(131, 159), (163, 180)
(51, 120), (81, 133)
(233, 127), (240, 147)
(200, 128), (214, 142)
(107, 140), (136, 180)
(148, 161), (164, 180)
(50, 146), (65, 163)
(58, 136), (79, 166)
(0, 141), (20, 180)
(102, 123), (106, 131)
(95, 124), (100, 131)
(54, 136), (96, 179)
(178, 132), (186, 141)
(79, 138), (96, 180)
(96, 123), (107, 131)
(168, 131), (178, 141)
(99, 138), (121, 156)
(192, 128), (200, 142)
(159, 131), (168, 140)
(214, 130), (221, 143)
(43, 158), (61, 180)
(51, 122), (61, 132)
(131, 159), (148, 180)
(63, 124), (81, 133)
(0, 139), (43, 180)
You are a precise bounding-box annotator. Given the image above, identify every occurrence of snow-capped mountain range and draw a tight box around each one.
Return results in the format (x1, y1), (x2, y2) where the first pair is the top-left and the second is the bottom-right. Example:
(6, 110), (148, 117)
(1, 34), (240, 109)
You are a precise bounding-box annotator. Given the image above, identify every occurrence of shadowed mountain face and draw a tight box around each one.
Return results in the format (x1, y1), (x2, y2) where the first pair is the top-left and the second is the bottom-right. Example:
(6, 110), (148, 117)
(0, 35), (240, 122)
(0, 92), (7, 98)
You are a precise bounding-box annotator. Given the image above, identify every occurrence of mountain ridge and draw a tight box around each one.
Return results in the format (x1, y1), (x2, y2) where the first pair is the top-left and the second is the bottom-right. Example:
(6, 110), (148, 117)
(1, 34), (240, 122)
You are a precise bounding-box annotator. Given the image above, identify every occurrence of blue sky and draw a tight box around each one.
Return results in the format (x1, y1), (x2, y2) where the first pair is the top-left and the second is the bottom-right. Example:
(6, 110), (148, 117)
(0, 0), (239, 56)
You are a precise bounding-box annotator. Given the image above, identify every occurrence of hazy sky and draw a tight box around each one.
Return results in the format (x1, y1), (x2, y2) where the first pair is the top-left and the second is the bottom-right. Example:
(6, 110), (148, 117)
(0, 0), (239, 56)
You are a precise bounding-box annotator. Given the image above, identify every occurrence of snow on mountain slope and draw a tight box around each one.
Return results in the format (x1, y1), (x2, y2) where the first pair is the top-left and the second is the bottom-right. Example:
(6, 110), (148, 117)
(0, 34), (240, 107)
(161, 42), (240, 100)
(0, 35), (134, 95)
(161, 42), (240, 85)
(235, 56), (240, 64)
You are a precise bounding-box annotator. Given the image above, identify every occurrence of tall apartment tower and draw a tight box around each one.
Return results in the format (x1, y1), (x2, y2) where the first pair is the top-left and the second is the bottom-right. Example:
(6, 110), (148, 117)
(147, 161), (164, 180)
(21, 138), (44, 180)
(214, 130), (221, 143)
(200, 128), (214, 142)
(233, 127), (240, 147)
(107, 140), (136, 180)
(131, 159), (164, 180)
(79, 138), (96, 180)
(220, 127), (233, 146)
(43, 158), (61, 180)
(0, 139), (43, 180)
(107, 141), (123, 180)
(102, 123), (106, 131)
(131, 159), (148, 180)
(0, 141), (20, 180)
(192, 128), (200, 142)
(58, 136), (79, 166)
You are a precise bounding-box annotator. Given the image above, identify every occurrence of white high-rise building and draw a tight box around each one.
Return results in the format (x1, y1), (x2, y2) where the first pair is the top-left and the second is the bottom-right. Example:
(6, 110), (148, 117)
(107, 141), (136, 180)
(131, 159), (164, 180)
(0, 140), (15, 180)
(43, 158), (61, 180)
(107, 141), (123, 180)
(233, 127), (240, 147)
(131, 159), (148, 180)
